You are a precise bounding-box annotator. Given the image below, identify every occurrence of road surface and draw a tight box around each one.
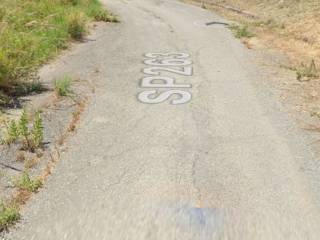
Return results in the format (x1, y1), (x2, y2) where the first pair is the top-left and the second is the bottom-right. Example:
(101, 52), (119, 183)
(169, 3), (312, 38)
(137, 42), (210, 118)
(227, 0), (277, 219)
(5, 0), (320, 239)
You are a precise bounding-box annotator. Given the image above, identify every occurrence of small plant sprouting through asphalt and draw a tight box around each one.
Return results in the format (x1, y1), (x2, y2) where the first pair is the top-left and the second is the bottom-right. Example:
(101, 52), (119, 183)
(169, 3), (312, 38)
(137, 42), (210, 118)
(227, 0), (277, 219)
(19, 110), (30, 149)
(31, 111), (44, 149)
(54, 76), (74, 97)
(14, 172), (42, 193)
(0, 203), (20, 231)
(3, 120), (19, 144)
(2, 110), (44, 152)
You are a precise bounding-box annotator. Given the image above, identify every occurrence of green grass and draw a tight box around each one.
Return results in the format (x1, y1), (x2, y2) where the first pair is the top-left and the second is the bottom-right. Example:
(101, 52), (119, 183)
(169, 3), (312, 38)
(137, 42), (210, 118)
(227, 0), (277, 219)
(3, 120), (19, 145)
(14, 172), (42, 193)
(229, 24), (254, 38)
(0, 203), (20, 231)
(0, 0), (117, 92)
(54, 76), (73, 97)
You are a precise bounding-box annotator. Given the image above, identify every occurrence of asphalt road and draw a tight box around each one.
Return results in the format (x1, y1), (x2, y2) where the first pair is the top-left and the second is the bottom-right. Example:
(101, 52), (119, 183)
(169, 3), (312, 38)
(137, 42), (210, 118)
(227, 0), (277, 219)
(5, 0), (320, 239)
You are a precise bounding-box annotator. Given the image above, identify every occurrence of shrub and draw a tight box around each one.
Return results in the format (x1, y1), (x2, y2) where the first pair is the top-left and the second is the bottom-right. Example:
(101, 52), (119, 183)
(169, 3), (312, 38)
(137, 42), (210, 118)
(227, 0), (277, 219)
(67, 11), (87, 40)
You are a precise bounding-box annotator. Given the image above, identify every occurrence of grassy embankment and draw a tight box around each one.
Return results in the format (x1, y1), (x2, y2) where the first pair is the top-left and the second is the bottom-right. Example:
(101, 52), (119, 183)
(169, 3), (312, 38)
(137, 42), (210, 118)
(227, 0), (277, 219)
(186, 0), (320, 81)
(0, 0), (117, 231)
(0, 0), (117, 105)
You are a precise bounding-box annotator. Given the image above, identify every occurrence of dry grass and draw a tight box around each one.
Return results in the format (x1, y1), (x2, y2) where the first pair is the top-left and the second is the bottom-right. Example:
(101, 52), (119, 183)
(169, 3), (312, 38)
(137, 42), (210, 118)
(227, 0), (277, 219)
(24, 157), (40, 169)
(16, 151), (26, 162)
(68, 97), (87, 132)
(185, 0), (320, 72)
(183, 0), (320, 131)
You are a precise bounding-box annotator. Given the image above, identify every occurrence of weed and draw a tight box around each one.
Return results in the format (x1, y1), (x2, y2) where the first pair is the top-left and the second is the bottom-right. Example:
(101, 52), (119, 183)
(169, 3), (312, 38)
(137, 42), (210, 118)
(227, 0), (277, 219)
(54, 76), (73, 97)
(14, 172), (42, 193)
(67, 11), (87, 40)
(2, 109), (44, 151)
(296, 59), (319, 81)
(18, 109), (30, 149)
(0, 203), (20, 231)
(90, 8), (119, 22)
(3, 120), (19, 144)
(229, 24), (254, 38)
(31, 111), (44, 149)
(19, 110), (44, 151)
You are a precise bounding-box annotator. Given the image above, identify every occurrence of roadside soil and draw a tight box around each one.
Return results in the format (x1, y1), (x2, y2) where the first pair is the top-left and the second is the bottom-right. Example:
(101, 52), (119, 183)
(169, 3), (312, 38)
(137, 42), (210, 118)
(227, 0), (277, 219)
(184, 0), (320, 64)
(184, 0), (320, 140)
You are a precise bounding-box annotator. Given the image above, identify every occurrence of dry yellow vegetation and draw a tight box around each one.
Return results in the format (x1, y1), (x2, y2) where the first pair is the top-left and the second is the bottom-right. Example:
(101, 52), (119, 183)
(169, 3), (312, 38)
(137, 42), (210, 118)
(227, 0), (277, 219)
(185, 0), (320, 71)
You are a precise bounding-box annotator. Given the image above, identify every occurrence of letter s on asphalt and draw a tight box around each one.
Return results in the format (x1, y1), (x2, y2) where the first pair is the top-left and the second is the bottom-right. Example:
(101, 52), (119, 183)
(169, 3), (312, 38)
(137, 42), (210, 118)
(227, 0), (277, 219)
(138, 90), (192, 105)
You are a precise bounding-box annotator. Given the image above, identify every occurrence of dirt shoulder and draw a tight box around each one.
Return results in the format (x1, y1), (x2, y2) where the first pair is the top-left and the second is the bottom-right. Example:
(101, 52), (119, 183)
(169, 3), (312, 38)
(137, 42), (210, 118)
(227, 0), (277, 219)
(184, 0), (320, 127)
(184, 0), (320, 73)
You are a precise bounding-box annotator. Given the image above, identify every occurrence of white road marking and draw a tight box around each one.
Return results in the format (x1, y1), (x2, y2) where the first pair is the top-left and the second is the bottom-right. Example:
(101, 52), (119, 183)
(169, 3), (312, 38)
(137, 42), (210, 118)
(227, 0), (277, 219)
(138, 52), (193, 105)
